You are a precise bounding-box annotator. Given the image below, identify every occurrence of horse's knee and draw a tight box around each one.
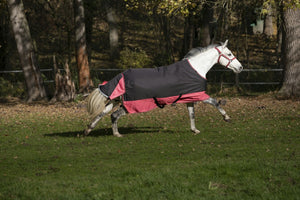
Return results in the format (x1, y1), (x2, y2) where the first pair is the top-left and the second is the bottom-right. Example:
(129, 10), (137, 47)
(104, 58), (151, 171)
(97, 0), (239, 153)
(203, 97), (218, 106)
(111, 107), (126, 122)
(111, 111), (118, 123)
(111, 113), (119, 124)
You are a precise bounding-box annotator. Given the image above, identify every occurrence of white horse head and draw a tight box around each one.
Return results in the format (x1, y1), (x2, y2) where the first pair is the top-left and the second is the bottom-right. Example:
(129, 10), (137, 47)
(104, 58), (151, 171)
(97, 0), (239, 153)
(184, 40), (243, 78)
(215, 40), (243, 73)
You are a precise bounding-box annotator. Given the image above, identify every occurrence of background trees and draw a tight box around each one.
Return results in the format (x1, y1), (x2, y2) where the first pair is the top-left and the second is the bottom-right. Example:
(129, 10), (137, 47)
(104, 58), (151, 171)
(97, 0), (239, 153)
(1, 0), (300, 100)
(7, 0), (47, 102)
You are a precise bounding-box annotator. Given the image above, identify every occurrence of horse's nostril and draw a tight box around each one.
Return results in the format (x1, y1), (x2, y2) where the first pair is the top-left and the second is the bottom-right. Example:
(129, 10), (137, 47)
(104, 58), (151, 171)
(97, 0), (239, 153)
(240, 66), (243, 71)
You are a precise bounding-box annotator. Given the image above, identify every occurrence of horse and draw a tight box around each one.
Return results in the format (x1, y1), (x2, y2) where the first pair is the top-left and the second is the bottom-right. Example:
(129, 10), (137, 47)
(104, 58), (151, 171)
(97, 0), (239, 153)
(84, 40), (243, 137)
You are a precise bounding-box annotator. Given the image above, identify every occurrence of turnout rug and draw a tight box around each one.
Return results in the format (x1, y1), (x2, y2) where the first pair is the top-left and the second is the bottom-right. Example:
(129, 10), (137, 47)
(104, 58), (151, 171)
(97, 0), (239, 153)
(99, 59), (210, 113)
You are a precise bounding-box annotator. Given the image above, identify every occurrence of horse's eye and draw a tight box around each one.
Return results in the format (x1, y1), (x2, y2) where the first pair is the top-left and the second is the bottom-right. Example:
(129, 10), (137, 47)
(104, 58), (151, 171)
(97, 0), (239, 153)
(227, 53), (232, 57)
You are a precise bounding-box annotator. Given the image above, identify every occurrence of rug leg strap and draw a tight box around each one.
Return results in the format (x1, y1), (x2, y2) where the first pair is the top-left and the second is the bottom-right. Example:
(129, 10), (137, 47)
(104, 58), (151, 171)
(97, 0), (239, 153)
(153, 97), (165, 109)
(171, 94), (182, 106)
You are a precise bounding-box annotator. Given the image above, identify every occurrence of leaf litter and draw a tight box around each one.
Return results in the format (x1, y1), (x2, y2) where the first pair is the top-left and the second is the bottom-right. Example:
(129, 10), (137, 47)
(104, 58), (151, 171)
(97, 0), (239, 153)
(0, 96), (299, 129)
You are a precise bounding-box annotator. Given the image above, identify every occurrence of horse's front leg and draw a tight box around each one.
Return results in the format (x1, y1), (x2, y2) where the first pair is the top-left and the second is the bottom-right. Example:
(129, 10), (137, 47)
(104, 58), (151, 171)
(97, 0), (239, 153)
(187, 103), (201, 134)
(84, 103), (114, 136)
(203, 97), (230, 122)
(111, 106), (127, 137)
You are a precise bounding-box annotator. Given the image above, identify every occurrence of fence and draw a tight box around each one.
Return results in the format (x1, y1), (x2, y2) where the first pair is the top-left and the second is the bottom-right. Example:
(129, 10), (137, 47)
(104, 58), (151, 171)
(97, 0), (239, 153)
(0, 68), (283, 94)
(208, 68), (283, 86)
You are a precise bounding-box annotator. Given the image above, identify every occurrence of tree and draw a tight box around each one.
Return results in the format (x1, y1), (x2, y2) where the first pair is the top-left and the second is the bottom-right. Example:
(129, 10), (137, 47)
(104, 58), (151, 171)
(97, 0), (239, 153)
(263, 2), (274, 36)
(106, 1), (120, 60)
(0, 2), (9, 70)
(7, 0), (47, 102)
(278, 1), (300, 98)
(199, 2), (215, 46)
(74, 0), (93, 94)
(183, 14), (196, 54)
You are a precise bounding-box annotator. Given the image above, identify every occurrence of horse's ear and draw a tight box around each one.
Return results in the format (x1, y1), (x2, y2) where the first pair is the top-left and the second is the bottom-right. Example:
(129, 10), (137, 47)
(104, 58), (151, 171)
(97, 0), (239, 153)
(222, 40), (228, 48)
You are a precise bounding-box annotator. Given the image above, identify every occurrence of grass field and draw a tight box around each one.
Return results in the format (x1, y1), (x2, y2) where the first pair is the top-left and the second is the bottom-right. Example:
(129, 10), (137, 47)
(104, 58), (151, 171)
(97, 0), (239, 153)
(0, 96), (299, 200)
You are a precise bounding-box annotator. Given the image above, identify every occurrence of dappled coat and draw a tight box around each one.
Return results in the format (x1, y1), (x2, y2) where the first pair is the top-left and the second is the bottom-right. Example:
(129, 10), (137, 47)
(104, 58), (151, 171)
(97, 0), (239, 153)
(99, 59), (210, 113)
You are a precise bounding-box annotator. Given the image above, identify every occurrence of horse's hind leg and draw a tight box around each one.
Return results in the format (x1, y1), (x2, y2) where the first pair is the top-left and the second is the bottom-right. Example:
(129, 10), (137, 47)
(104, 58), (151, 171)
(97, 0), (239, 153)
(111, 106), (127, 137)
(84, 103), (114, 136)
(187, 103), (201, 134)
(203, 97), (230, 122)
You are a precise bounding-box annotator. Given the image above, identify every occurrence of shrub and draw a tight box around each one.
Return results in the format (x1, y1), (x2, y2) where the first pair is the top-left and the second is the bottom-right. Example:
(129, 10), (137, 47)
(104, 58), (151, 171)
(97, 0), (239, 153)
(117, 47), (153, 69)
(0, 77), (25, 97)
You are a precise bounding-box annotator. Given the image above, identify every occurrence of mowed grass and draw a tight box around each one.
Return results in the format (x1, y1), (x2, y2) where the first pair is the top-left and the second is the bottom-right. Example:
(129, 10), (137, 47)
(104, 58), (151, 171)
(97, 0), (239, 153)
(0, 97), (299, 200)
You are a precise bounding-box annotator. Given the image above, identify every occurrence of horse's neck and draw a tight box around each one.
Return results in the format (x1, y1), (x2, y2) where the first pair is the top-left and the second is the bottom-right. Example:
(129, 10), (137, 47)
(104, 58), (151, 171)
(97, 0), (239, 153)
(188, 48), (218, 79)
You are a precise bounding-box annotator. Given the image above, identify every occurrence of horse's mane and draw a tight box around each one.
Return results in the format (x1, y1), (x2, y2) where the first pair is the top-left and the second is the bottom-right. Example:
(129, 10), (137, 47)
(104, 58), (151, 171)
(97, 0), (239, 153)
(183, 43), (222, 59)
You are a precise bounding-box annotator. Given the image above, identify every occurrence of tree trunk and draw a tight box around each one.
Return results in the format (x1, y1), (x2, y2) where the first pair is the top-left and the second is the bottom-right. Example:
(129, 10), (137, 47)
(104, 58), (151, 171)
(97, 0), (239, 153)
(74, 0), (93, 94)
(278, 7), (300, 98)
(183, 15), (195, 55)
(199, 4), (214, 46)
(84, 1), (96, 67)
(216, 3), (225, 40)
(51, 56), (76, 102)
(263, 3), (273, 36)
(7, 0), (47, 102)
(106, 2), (119, 60)
(159, 15), (174, 62)
(0, 8), (9, 70)
(276, 10), (283, 68)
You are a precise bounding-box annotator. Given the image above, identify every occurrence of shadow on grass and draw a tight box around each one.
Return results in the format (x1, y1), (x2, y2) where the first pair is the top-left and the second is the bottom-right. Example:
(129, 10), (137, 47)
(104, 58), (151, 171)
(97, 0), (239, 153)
(44, 126), (172, 138)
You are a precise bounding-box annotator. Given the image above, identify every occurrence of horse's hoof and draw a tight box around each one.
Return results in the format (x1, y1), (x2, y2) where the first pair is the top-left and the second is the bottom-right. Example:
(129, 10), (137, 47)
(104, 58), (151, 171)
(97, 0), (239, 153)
(114, 133), (124, 137)
(223, 115), (231, 122)
(191, 129), (200, 135)
(83, 129), (91, 136)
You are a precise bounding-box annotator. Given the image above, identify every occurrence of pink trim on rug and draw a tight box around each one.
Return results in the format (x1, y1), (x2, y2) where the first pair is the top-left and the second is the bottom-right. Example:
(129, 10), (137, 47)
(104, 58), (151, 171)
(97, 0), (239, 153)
(110, 75), (126, 100)
(123, 91), (210, 114)
(123, 98), (157, 113)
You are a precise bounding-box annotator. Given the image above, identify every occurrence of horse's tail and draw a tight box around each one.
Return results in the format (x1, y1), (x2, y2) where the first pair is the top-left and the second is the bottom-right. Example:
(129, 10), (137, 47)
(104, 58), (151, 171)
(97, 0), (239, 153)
(87, 88), (109, 120)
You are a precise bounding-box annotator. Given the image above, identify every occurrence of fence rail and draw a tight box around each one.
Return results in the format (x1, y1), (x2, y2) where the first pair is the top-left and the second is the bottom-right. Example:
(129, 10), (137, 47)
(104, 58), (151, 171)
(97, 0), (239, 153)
(0, 69), (54, 73)
(0, 68), (283, 86)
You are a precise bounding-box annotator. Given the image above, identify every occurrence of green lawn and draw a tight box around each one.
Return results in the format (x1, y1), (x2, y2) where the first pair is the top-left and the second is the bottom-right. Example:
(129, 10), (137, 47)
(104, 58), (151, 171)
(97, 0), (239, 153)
(0, 97), (299, 199)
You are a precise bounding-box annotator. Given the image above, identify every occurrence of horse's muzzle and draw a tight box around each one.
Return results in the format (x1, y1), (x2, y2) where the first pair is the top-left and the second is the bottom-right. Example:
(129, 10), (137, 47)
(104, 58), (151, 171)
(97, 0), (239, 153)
(239, 66), (243, 72)
(236, 66), (243, 73)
